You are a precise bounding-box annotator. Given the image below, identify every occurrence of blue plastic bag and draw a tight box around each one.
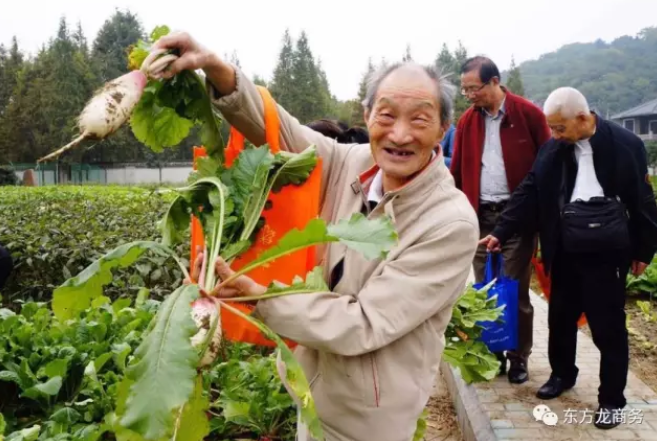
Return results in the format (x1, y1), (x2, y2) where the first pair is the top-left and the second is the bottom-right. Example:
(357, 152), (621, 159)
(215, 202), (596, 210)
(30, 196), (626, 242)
(473, 253), (518, 353)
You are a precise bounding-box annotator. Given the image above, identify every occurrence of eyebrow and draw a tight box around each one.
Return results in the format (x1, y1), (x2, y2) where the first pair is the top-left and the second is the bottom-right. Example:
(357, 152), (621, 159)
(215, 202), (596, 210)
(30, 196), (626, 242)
(377, 98), (436, 111)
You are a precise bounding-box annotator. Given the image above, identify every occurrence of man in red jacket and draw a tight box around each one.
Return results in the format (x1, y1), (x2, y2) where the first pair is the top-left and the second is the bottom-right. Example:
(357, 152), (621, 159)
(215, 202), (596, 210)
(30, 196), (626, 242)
(450, 56), (551, 384)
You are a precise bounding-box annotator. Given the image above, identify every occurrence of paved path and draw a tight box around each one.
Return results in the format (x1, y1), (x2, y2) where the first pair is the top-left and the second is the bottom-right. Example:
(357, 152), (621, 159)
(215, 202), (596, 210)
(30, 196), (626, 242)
(474, 291), (657, 440)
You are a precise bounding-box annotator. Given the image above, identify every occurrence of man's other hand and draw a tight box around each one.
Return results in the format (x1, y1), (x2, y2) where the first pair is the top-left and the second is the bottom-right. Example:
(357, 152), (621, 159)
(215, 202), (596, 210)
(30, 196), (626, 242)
(479, 235), (502, 252)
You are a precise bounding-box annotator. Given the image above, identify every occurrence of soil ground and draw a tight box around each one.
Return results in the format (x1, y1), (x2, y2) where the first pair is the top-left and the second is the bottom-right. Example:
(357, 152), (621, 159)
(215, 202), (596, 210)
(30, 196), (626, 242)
(424, 371), (464, 441)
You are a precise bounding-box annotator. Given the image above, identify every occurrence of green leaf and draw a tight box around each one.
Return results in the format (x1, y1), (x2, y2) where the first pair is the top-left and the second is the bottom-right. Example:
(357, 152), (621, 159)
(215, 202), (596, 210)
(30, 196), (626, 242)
(227, 213), (397, 283)
(412, 409), (429, 441)
(219, 146), (275, 242)
(5, 425), (40, 441)
(158, 198), (190, 247)
(220, 301), (324, 441)
(171, 376), (210, 441)
(270, 146), (319, 192)
(0, 413), (6, 436)
(50, 407), (81, 425)
(135, 288), (150, 308)
(119, 284), (201, 440)
(443, 340), (500, 384)
(193, 156), (222, 181)
(220, 240), (252, 261)
(42, 359), (69, 379)
(0, 370), (22, 387)
(326, 212), (398, 260)
(150, 25), (170, 41)
(52, 241), (178, 321)
(22, 376), (62, 400)
(232, 266), (329, 303)
(220, 400), (251, 425)
(130, 100), (195, 153)
(128, 39), (151, 70)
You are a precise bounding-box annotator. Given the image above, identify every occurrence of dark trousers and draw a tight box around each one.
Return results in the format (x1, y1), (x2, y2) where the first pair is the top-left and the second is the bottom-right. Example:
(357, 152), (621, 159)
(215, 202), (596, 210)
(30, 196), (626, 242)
(549, 249), (630, 408)
(474, 202), (536, 363)
(0, 245), (12, 290)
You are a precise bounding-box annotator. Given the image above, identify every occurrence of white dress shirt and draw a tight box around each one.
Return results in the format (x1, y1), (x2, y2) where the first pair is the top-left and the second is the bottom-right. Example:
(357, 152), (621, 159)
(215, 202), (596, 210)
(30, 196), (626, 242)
(570, 136), (605, 202)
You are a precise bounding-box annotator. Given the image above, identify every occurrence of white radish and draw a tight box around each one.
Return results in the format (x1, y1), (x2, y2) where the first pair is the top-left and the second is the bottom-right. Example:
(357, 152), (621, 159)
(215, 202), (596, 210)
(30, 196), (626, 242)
(190, 297), (222, 368)
(37, 48), (179, 163)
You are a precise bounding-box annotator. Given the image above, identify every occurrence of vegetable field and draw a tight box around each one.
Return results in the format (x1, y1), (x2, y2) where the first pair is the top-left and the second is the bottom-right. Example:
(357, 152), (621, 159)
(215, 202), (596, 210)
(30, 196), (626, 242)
(0, 186), (502, 441)
(0, 24), (502, 441)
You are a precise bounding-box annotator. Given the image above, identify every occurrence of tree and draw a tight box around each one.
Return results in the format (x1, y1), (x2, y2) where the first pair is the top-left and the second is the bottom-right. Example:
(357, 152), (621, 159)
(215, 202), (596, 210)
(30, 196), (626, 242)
(402, 44), (412, 62)
(92, 9), (145, 82)
(290, 31), (330, 122)
(253, 74), (268, 87)
(269, 29), (295, 108)
(436, 43), (455, 80)
(350, 58), (375, 126)
(506, 56), (525, 96)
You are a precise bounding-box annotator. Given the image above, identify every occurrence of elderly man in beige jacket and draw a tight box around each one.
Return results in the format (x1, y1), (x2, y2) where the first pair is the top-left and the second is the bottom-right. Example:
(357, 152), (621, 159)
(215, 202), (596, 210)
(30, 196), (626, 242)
(153, 33), (479, 441)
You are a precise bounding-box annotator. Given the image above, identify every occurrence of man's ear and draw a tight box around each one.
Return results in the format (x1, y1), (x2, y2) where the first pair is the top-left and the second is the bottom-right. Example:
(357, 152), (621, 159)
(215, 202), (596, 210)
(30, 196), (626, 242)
(363, 108), (371, 125)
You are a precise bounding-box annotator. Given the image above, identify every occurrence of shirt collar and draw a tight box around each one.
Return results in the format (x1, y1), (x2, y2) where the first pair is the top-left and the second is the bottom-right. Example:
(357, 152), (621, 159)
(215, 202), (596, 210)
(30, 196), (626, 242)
(367, 150), (437, 203)
(482, 97), (506, 119)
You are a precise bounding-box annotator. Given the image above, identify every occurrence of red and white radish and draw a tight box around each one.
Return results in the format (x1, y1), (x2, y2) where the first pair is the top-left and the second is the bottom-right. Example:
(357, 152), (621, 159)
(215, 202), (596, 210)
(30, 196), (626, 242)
(190, 297), (222, 368)
(37, 48), (179, 163)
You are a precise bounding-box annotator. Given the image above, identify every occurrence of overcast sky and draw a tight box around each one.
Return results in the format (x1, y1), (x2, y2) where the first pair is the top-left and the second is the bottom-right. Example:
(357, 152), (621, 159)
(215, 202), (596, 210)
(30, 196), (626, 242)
(1, 0), (655, 101)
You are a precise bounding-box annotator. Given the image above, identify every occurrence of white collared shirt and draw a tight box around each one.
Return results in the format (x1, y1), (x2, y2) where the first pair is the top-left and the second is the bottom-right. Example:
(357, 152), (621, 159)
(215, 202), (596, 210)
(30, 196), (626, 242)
(367, 151), (437, 204)
(480, 99), (510, 203)
(570, 136), (604, 202)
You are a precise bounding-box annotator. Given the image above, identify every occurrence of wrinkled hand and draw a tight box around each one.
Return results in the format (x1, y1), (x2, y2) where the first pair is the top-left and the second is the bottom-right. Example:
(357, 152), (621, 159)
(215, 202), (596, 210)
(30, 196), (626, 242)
(184, 248), (267, 299)
(632, 261), (648, 277)
(150, 31), (217, 79)
(478, 235), (502, 253)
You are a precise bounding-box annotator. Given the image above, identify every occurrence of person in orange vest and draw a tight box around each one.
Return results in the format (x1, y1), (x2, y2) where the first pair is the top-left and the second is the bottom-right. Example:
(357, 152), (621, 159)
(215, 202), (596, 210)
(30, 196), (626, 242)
(152, 32), (479, 441)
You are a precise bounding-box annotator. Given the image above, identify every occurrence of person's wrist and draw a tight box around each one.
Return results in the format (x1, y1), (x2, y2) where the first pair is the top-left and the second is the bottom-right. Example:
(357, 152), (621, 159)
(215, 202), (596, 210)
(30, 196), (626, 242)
(202, 51), (222, 72)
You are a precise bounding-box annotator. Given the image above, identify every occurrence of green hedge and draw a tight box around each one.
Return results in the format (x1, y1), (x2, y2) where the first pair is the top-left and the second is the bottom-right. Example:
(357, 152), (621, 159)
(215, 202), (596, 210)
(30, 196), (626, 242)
(0, 186), (187, 304)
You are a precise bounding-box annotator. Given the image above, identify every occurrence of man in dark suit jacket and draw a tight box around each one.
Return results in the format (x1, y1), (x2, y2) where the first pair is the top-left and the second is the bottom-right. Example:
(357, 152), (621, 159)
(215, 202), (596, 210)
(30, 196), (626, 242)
(480, 87), (657, 430)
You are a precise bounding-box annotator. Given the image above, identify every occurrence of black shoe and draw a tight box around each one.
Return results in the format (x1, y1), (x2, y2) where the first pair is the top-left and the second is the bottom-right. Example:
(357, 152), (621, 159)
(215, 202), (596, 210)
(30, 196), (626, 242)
(495, 352), (507, 376)
(594, 405), (623, 430)
(536, 376), (575, 400)
(508, 359), (529, 384)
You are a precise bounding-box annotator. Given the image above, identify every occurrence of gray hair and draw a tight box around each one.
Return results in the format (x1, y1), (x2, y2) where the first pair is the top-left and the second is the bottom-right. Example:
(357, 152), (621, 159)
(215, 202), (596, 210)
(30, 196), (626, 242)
(361, 61), (456, 126)
(543, 87), (590, 119)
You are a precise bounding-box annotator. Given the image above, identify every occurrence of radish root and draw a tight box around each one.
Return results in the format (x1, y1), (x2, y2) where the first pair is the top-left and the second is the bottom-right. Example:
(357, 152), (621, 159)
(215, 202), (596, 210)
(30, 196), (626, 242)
(36, 47), (180, 163)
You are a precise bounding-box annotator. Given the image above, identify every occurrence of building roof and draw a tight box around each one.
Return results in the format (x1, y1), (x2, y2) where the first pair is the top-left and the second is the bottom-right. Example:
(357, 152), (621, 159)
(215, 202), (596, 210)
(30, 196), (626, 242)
(611, 98), (657, 120)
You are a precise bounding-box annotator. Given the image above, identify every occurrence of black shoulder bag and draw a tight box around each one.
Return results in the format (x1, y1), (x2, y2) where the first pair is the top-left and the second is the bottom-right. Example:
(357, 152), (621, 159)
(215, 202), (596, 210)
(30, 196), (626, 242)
(558, 150), (630, 254)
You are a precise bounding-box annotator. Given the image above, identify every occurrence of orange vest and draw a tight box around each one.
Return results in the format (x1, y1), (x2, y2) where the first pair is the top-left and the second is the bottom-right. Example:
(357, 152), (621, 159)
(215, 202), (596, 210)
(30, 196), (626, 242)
(191, 86), (322, 347)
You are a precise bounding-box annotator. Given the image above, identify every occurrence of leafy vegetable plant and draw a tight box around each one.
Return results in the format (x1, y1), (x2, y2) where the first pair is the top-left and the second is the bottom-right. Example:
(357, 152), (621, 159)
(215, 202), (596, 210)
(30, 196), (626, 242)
(443, 281), (504, 384)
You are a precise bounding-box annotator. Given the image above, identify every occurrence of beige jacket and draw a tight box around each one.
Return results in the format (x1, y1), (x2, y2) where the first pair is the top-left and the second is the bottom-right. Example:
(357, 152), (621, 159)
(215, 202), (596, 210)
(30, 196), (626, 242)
(208, 67), (479, 441)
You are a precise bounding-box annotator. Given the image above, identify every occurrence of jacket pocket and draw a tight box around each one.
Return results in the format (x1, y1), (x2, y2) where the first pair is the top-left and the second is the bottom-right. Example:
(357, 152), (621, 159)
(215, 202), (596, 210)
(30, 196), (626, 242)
(361, 353), (381, 408)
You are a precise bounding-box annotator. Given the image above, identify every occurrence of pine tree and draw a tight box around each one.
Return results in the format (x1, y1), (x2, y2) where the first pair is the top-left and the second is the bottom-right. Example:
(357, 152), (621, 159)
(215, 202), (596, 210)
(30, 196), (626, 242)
(230, 50), (241, 68)
(92, 10), (145, 82)
(350, 58), (375, 125)
(506, 56), (525, 96)
(436, 43), (455, 79)
(291, 31), (328, 122)
(402, 44), (412, 62)
(269, 29), (295, 109)
(253, 74), (267, 87)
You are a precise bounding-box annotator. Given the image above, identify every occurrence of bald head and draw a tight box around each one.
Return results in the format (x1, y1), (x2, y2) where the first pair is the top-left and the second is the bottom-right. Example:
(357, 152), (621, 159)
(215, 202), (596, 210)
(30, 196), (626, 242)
(543, 87), (596, 143)
(543, 87), (590, 119)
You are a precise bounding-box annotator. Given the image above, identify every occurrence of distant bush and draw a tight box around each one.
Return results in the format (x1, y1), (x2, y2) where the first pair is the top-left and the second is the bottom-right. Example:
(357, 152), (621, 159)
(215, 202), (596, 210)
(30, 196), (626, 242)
(0, 185), (185, 304)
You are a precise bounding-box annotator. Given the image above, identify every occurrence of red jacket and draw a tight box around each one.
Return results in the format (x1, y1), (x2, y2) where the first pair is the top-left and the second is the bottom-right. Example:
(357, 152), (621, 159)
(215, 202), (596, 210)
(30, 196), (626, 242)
(450, 90), (551, 213)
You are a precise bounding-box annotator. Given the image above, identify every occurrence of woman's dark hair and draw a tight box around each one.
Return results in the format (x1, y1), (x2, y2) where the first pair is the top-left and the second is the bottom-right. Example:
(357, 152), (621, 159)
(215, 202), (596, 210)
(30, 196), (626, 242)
(306, 119), (370, 144)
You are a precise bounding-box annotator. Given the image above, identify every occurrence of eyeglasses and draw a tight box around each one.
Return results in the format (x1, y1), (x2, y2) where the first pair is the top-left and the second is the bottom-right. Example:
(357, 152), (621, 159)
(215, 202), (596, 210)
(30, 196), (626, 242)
(460, 78), (494, 96)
